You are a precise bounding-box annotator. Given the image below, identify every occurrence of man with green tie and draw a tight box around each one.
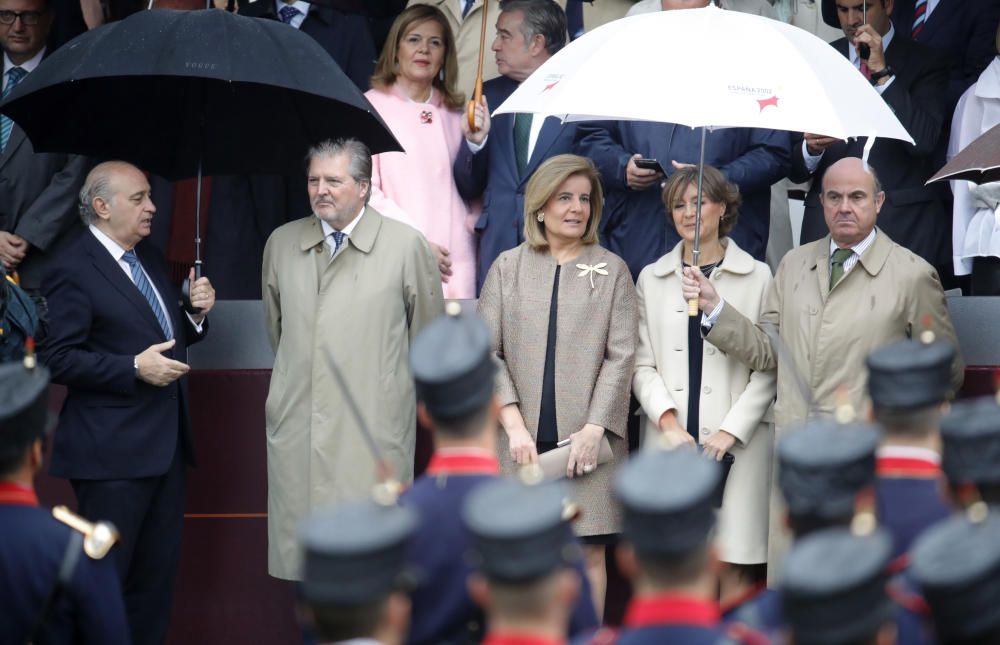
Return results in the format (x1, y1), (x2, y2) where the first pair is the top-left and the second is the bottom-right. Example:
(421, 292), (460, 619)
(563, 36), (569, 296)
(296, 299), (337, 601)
(683, 156), (963, 578)
(684, 156), (962, 434)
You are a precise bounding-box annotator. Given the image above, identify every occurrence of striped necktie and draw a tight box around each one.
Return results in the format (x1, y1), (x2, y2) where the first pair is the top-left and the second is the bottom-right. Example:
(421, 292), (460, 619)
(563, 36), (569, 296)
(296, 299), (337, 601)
(911, 0), (928, 38)
(462, 0), (475, 18)
(122, 250), (173, 339)
(1, 67), (26, 151)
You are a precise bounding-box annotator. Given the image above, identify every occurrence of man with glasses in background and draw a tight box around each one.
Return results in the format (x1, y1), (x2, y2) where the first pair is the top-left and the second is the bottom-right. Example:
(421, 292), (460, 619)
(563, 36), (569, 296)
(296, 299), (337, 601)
(0, 0), (90, 341)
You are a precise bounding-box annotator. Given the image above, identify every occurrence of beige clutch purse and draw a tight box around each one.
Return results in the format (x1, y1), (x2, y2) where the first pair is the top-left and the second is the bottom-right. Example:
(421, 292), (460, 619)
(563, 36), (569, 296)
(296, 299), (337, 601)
(539, 436), (614, 480)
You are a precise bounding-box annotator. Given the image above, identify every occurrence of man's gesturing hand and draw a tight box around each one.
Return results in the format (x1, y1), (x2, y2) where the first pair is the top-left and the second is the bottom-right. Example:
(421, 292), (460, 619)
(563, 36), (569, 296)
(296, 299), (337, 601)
(135, 339), (190, 386)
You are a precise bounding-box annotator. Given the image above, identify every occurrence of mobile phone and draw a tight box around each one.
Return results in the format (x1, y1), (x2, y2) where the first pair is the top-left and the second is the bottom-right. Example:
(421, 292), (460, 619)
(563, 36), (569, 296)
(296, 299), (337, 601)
(633, 158), (663, 172)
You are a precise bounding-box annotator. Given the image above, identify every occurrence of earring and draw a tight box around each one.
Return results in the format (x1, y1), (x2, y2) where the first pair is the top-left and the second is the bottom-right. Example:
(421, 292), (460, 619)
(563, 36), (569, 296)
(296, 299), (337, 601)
(536, 212), (544, 223)
(438, 68), (445, 82)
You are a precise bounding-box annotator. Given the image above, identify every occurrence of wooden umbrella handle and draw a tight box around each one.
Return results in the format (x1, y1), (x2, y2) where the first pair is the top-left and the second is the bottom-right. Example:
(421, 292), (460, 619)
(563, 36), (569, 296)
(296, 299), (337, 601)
(467, 77), (483, 131)
(467, 0), (489, 133)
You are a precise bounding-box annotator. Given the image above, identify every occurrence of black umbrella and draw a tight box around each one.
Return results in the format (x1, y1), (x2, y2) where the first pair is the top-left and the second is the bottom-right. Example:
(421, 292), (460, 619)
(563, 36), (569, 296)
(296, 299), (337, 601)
(927, 122), (1000, 186)
(0, 9), (401, 296)
(0, 8), (400, 176)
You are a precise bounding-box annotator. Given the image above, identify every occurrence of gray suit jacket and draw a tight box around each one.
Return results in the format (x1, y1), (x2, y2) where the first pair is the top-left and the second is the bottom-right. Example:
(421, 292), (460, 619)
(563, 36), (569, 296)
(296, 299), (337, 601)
(0, 123), (90, 289)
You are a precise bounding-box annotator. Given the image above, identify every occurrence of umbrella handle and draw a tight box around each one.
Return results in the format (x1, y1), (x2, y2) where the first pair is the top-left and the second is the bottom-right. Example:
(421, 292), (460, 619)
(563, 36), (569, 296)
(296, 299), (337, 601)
(467, 78), (483, 132)
(688, 297), (699, 317)
(467, 0), (489, 133)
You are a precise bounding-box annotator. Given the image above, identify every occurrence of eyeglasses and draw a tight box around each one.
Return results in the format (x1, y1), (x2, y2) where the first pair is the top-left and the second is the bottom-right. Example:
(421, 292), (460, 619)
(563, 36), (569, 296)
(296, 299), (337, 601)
(0, 10), (46, 25)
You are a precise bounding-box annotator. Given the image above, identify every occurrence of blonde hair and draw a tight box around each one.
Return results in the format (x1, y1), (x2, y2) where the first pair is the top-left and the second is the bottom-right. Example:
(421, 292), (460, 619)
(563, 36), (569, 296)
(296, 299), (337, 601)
(370, 5), (465, 110)
(523, 154), (604, 249)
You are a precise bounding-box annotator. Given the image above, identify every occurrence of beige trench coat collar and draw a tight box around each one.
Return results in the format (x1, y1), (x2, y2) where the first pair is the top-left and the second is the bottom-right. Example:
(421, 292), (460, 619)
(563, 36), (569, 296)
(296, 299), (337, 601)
(649, 237), (757, 279)
(297, 208), (381, 255)
(808, 228), (892, 300)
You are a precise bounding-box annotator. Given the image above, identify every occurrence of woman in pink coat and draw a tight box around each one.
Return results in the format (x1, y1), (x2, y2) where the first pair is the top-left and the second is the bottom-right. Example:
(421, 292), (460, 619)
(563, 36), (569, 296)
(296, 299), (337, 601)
(366, 5), (477, 299)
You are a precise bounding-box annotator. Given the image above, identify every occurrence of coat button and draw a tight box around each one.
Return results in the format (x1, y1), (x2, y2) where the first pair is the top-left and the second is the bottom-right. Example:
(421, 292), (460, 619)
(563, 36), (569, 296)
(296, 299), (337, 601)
(703, 386), (712, 394)
(809, 306), (818, 315)
(701, 427), (710, 435)
(706, 347), (716, 355)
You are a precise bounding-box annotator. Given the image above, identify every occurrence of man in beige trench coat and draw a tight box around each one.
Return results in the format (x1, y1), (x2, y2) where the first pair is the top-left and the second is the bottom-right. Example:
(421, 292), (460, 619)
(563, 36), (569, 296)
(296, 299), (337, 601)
(262, 138), (444, 580)
(684, 157), (964, 580)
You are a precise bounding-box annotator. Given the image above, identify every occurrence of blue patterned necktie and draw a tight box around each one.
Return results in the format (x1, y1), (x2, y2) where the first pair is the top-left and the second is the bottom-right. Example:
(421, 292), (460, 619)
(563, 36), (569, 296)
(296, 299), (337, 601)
(122, 250), (173, 339)
(461, 0), (475, 18)
(278, 5), (300, 24)
(1, 67), (27, 151)
(328, 231), (346, 256)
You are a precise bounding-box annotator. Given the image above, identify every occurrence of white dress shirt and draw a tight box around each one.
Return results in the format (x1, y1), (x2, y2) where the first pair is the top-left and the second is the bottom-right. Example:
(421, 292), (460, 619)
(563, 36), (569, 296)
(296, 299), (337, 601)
(319, 207), (365, 256)
(828, 227), (876, 277)
(3, 47), (44, 80)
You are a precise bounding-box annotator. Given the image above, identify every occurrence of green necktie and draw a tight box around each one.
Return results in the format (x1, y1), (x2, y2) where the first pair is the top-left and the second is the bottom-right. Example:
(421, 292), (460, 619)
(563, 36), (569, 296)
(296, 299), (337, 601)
(513, 112), (532, 177)
(830, 247), (853, 289)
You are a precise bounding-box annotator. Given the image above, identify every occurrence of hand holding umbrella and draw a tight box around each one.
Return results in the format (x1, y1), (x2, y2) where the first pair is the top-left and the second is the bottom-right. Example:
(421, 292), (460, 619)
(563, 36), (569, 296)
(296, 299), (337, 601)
(467, 0), (489, 133)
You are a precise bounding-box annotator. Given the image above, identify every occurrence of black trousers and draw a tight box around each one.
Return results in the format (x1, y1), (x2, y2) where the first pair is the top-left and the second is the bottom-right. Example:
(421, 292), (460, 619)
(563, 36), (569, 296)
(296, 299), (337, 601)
(71, 436), (186, 645)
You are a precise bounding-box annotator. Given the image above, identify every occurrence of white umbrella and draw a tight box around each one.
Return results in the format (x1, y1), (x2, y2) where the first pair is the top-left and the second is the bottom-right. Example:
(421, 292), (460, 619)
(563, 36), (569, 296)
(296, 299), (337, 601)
(494, 5), (912, 144)
(494, 5), (911, 314)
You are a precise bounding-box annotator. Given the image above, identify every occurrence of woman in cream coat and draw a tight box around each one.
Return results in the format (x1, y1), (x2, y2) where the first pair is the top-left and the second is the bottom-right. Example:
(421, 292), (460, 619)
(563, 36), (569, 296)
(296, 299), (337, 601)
(633, 165), (776, 585)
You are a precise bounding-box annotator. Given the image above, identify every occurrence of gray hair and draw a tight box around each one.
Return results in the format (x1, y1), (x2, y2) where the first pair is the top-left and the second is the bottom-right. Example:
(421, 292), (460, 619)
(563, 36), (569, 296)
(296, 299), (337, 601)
(305, 138), (373, 203)
(78, 167), (116, 225)
(499, 0), (567, 56)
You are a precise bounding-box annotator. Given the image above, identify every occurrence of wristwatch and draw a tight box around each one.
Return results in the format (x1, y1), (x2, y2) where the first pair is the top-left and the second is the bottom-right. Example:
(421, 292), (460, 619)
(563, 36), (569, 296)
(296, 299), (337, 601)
(869, 66), (894, 84)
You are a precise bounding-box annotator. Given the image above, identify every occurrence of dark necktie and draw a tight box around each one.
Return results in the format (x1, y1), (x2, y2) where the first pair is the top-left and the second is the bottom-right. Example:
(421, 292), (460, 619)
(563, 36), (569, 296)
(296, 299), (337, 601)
(1, 67), (26, 151)
(461, 0), (475, 18)
(327, 230), (345, 256)
(513, 112), (532, 177)
(122, 250), (173, 339)
(911, 0), (928, 38)
(278, 5), (300, 24)
(830, 248), (853, 289)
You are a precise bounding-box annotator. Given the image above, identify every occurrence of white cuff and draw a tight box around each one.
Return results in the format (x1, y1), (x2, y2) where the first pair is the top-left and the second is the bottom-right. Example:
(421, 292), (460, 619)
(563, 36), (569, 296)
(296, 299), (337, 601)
(802, 139), (823, 174)
(186, 311), (205, 334)
(874, 74), (895, 94)
(701, 299), (725, 330)
(466, 136), (488, 153)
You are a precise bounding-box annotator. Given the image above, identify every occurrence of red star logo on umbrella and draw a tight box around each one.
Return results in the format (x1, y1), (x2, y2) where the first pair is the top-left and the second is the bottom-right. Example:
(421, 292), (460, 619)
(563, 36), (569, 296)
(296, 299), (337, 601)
(757, 95), (779, 112)
(543, 80), (560, 92)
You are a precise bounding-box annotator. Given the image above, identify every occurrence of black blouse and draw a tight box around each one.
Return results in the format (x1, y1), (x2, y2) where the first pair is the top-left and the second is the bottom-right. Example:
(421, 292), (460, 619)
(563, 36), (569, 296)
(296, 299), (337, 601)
(685, 261), (719, 443)
(537, 265), (561, 449)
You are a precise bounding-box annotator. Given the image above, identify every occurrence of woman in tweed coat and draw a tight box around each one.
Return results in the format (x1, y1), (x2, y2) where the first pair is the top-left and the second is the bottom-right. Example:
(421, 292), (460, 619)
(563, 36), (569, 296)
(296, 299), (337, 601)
(478, 154), (637, 618)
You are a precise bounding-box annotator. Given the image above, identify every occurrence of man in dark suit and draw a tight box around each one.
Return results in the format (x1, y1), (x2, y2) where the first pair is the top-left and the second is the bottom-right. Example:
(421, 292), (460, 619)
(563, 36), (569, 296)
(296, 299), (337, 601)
(0, 0), (90, 332)
(793, 0), (952, 283)
(239, 0), (375, 90)
(891, 0), (1000, 109)
(40, 161), (216, 645)
(454, 0), (576, 293)
(574, 0), (790, 280)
